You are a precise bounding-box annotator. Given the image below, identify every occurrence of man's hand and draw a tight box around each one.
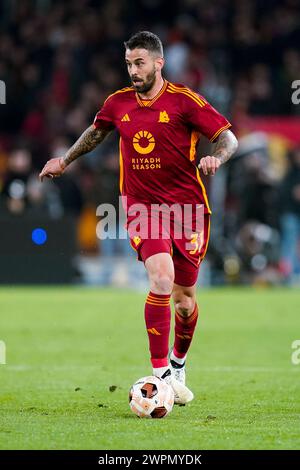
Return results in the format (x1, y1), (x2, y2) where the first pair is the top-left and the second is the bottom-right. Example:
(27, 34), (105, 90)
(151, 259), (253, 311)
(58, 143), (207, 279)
(39, 126), (111, 182)
(39, 157), (67, 182)
(198, 130), (239, 175)
(198, 156), (221, 176)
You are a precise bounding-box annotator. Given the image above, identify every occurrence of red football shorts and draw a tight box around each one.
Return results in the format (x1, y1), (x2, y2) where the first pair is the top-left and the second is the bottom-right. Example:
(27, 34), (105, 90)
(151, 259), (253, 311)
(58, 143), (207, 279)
(126, 201), (210, 287)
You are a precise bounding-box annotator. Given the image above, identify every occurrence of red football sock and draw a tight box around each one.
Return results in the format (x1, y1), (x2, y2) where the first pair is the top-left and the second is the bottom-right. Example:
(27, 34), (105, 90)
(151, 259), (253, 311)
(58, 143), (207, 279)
(144, 292), (171, 368)
(173, 303), (199, 359)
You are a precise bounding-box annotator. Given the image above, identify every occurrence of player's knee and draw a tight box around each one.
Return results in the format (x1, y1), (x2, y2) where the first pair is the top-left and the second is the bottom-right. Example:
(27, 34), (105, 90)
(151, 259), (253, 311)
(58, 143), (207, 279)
(150, 271), (174, 295)
(176, 296), (195, 317)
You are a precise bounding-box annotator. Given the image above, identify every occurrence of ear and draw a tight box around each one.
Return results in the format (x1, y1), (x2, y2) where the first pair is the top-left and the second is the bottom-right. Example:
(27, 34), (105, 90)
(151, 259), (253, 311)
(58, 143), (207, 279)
(155, 57), (165, 71)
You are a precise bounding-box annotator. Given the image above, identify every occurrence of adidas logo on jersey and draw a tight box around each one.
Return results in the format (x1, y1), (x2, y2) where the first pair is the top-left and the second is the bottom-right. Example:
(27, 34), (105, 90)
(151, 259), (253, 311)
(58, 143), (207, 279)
(121, 114), (130, 121)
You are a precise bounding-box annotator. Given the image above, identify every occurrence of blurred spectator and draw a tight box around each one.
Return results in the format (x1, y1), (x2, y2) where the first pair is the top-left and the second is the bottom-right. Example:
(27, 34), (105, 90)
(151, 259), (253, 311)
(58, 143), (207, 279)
(279, 147), (300, 283)
(228, 133), (279, 229)
(1, 147), (32, 215)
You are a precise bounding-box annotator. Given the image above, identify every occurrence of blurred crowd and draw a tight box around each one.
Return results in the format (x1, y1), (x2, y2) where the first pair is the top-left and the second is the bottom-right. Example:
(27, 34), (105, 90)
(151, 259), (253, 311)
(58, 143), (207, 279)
(0, 0), (300, 285)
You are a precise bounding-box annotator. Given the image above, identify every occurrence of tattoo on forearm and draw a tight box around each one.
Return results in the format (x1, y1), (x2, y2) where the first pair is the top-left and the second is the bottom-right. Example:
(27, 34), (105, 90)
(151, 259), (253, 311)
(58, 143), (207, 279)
(63, 125), (110, 166)
(213, 130), (238, 164)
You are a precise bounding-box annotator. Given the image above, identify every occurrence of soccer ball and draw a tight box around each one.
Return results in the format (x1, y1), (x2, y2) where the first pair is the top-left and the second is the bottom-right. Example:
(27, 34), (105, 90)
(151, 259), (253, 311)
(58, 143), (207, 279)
(129, 375), (174, 418)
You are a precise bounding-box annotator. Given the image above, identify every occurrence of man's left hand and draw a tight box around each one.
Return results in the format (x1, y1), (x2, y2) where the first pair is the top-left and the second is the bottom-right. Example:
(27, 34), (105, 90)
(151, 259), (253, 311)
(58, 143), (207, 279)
(198, 156), (221, 176)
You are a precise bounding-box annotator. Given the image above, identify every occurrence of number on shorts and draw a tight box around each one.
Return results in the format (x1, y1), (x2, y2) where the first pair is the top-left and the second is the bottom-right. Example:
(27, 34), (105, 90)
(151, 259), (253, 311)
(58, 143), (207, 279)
(189, 231), (204, 255)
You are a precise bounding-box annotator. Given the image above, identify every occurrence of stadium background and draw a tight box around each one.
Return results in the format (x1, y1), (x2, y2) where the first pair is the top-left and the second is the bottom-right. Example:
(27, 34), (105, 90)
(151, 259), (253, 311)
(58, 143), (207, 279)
(0, 0), (300, 452)
(1, 0), (300, 286)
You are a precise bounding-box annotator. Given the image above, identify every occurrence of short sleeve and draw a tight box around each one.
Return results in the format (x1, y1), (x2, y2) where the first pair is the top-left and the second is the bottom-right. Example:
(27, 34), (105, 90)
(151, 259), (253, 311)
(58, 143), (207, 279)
(183, 93), (231, 142)
(93, 96), (116, 131)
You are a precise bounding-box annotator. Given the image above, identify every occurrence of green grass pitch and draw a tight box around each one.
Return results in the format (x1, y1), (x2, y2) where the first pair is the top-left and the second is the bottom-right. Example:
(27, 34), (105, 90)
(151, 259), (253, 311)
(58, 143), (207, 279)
(0, 286), (299, 450)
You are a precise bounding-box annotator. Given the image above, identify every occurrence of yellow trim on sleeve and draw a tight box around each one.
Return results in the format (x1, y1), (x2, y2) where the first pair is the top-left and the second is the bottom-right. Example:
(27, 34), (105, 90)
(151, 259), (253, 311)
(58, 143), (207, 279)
(209, 123), (231, 142)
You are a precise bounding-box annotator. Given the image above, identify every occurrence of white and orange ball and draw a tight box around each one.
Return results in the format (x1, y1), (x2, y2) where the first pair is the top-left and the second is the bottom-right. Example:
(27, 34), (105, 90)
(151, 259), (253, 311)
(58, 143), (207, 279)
(129, 375), (174, 418)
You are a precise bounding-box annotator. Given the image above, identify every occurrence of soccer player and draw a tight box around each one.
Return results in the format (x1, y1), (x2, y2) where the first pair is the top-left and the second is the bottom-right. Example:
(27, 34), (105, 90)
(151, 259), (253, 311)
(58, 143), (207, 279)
(40, 31), (238, 404)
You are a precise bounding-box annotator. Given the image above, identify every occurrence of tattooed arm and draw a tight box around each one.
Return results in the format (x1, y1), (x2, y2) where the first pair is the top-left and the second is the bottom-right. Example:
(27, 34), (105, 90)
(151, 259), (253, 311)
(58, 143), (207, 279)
(198, 129), (238, 176)
(63, 126), (110, 166)
(39, 125), (111, 181)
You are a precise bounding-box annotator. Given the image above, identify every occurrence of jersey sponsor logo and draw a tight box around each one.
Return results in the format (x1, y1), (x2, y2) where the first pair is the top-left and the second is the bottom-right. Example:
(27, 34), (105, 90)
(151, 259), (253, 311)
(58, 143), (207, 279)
(131, 157), (161, 170)
(133, 130), (156, 155)
(158, 110), (170, 123)
(121, 113), (130, 121)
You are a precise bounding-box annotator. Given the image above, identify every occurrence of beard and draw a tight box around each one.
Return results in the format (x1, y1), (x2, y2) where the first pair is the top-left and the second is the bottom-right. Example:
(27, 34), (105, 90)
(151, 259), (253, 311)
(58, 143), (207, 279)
(131, 66), (157, 93)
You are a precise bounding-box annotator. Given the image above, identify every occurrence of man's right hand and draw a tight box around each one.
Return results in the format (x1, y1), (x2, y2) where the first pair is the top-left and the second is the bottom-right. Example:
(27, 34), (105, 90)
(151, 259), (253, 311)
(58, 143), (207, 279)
(39, 157), (67, 182)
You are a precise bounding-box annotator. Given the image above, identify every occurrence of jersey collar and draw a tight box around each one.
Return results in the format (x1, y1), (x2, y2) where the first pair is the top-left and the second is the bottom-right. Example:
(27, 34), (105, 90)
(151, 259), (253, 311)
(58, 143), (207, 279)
(136, 79), (168, 108)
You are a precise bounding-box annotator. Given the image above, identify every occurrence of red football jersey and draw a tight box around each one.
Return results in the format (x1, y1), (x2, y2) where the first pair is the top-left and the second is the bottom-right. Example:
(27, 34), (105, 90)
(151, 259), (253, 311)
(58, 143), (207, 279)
(93, 80), (231, 213)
